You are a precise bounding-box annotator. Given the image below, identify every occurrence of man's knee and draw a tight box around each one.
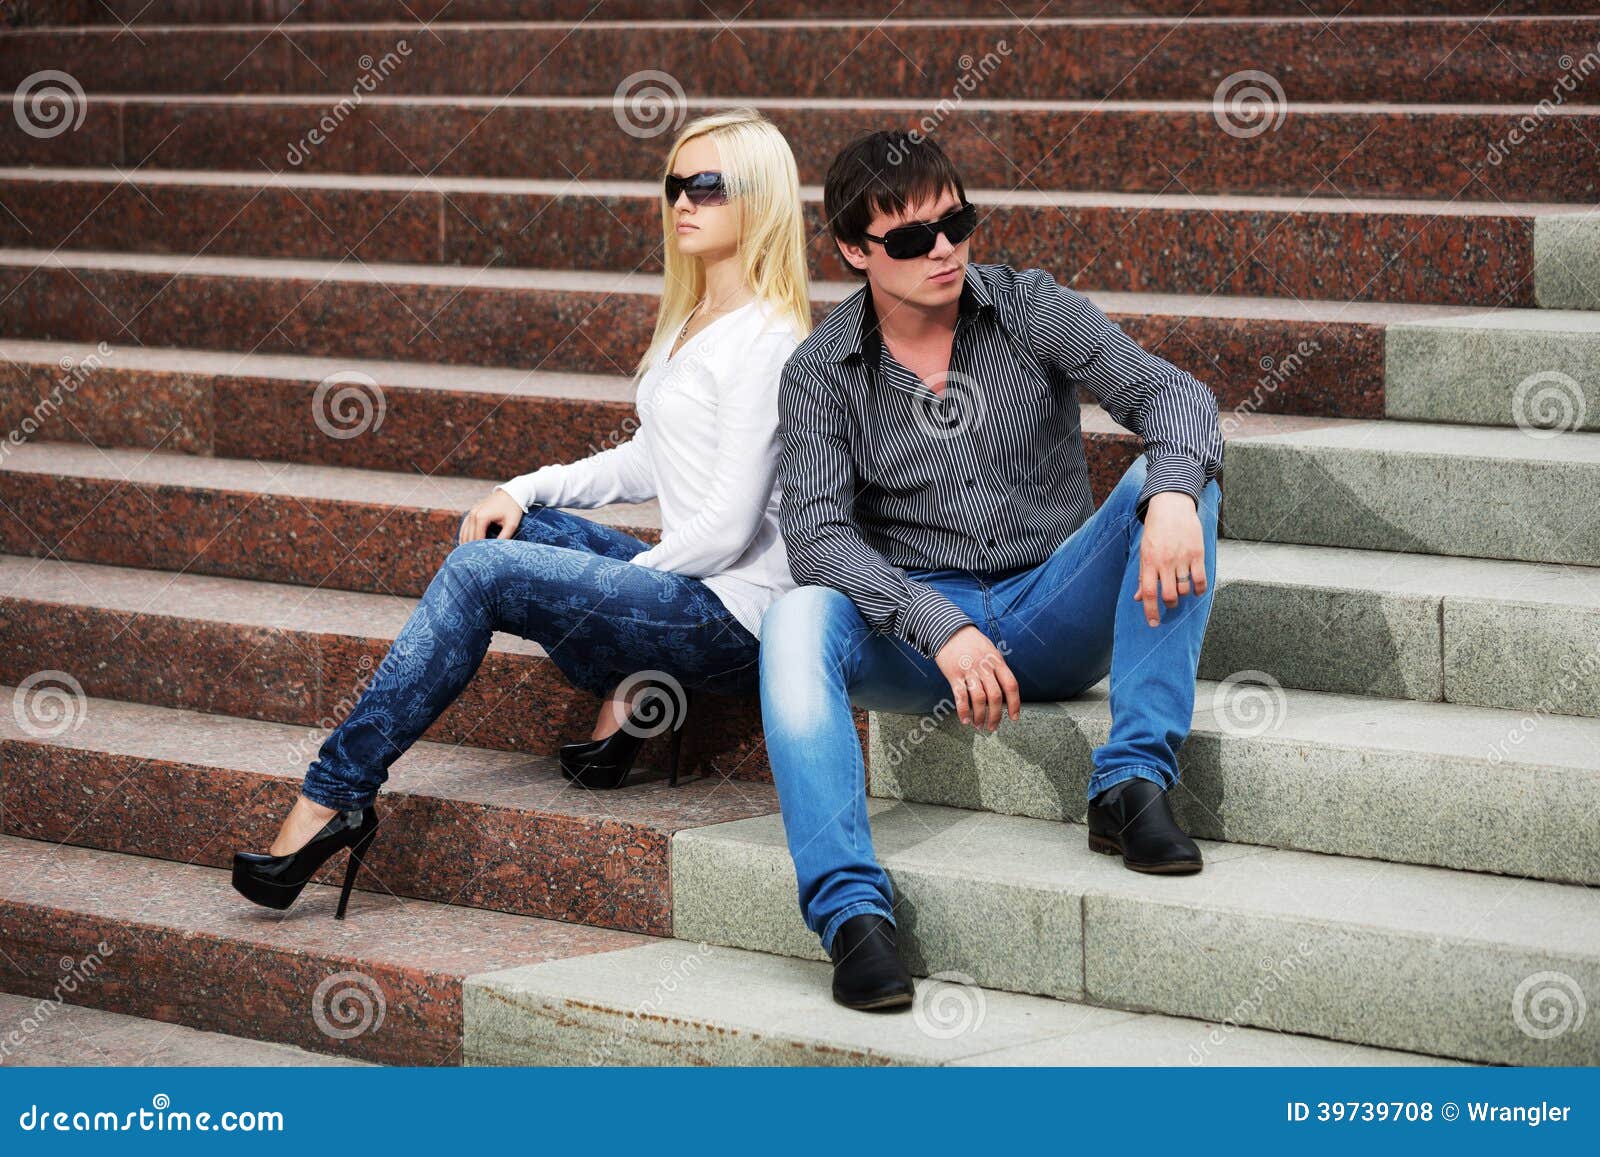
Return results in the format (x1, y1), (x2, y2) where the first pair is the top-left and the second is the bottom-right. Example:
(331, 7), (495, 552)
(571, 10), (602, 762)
(759, 586), (860, 732)
(760, 585), (859, 671)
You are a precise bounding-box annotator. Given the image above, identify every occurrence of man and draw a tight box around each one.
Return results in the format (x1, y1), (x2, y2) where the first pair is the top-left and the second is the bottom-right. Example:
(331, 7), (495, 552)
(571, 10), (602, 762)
(760, 129), (1224, 1011)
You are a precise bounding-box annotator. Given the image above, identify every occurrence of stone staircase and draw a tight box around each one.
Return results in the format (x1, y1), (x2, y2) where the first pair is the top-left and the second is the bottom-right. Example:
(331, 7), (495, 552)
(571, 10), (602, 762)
(0, 0), (1596, 1067)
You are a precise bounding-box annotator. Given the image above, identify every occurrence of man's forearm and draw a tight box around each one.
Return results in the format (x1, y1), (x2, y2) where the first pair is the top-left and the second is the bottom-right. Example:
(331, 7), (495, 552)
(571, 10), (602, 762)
(786, 531), (973, 659)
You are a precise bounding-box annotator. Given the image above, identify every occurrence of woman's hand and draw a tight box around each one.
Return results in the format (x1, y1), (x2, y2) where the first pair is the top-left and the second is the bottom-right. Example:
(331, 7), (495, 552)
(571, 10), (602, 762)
(458, 487), (526, 544)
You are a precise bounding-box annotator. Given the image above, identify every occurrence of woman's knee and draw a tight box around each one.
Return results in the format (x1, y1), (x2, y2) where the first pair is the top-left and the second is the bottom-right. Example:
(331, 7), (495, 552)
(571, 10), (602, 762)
(433, 538), (509, 611)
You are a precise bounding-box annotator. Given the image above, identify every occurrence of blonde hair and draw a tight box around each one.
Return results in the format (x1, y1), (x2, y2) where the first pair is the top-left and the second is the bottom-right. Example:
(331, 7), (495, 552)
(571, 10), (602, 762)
(635, 107), (812, 376)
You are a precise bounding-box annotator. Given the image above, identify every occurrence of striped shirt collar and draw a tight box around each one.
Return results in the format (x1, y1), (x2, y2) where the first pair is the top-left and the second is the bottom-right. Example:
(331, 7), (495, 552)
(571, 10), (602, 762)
(819, 262), (997, 365)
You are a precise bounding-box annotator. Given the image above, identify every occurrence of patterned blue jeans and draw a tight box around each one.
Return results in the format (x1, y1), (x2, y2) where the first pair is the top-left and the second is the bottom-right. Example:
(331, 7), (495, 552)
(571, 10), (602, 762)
(300, 504), (759, 808)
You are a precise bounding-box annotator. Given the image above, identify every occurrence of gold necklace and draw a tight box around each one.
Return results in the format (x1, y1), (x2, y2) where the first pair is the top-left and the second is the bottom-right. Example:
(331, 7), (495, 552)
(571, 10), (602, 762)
(689, 296), (745, 323)
(676, 294), (749, 347)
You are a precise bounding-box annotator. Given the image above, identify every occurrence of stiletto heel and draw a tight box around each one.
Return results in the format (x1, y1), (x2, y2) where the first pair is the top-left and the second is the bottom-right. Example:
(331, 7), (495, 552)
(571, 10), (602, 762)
(232, 804), (380, 917)
(335, 825), (379, 920)
(667, 717), (685, 788)
(560, 683), (692, 789)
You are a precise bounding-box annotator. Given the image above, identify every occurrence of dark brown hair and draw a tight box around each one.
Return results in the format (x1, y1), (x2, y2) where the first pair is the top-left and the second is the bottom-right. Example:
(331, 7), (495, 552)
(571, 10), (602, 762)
(822, 130), (967, 278)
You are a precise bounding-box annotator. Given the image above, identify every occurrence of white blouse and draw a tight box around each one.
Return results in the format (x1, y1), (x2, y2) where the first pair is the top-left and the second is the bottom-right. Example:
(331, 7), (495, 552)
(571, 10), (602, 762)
(496, 298), (802, 639)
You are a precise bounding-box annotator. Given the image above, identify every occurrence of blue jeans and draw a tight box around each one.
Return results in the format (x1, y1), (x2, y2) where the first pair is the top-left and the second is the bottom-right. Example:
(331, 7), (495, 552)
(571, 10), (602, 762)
(759, 454), (1221, 953)
(301, 504), (759, 809)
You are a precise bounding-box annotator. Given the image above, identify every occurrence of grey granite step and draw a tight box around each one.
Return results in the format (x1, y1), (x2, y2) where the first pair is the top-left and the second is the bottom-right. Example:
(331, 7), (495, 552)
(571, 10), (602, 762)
(1201, 540), (1600, 718)
(869, 678), (1600, 884)
(1532, 212), (1600, 312)
(1219, 419), (1600, 566)
(670, 806), (1600, 1066)
(1386, 303), (1600, 426)
(463, 941), (1464, 1067)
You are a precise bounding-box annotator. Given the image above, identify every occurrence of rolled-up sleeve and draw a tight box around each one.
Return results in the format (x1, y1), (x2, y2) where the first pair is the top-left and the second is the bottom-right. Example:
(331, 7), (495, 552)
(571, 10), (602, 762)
(1018, 268), (1224, 520)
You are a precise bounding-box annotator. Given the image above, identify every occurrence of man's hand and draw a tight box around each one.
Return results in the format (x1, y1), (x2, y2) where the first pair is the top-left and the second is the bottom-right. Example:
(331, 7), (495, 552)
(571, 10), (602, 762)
(1133, 490), (1209, 627)
(459, 487), (526, 544)
(933, 624), (1021, 732)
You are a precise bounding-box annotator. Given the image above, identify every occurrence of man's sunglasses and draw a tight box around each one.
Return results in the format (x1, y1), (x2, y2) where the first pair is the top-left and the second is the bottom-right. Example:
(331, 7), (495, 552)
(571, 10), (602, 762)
(664, 170), (733, 207)
(862, 202), (979, 260)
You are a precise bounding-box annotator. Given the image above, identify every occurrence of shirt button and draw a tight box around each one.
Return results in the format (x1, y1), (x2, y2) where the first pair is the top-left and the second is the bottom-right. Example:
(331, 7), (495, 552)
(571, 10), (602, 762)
(965, 478), (976, 488)
(986, 537), (996, 549)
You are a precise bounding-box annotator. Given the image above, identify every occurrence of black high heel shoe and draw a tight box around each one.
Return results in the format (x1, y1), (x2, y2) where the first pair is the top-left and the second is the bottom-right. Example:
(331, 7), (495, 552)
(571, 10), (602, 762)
(560, 684), (692, 790)
(232, 804), (380, 919)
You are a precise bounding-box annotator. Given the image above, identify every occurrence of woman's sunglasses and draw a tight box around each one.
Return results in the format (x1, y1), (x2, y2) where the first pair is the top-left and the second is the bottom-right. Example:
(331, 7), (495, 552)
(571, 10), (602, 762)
(862, 201), (979, 260)
(664, 170), (733, 207)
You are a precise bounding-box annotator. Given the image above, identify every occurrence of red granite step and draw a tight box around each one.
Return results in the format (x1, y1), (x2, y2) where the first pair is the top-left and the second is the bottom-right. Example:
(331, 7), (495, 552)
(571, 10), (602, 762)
(27, 0), (1587, 25)
(0, 337), (639, 477)
(0, 442), (659, 596)
(4, 16), (1592, 105)
(0, 169), (1564, 308)
(0, 690), (780, 935)
(0, 553), (773, 779)
(0, 428), (1190, 586)
(0, 992), (375, 1065)
(0, 403), (1339, 589)
(0, 833), (651, 1064)
(0, 343), (1223, 498)
(0, 248), (1452, 418)
(3, 95), (1591, 202)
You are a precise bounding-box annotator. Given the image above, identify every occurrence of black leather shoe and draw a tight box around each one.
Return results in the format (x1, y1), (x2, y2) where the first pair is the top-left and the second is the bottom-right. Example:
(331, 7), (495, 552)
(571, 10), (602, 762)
(232, 804), (380, 919)
(829, 913), (914, 1011)
(560, 684), (692, 789)
(1087, 777), (1203, 874)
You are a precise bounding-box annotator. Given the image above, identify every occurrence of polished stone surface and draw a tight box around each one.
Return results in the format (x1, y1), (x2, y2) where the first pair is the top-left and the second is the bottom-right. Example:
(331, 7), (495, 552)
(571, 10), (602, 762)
(0, 835), (648, 1065)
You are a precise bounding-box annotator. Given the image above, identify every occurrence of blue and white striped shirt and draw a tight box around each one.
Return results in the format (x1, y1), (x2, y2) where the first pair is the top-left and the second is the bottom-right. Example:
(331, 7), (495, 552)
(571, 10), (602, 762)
(776, 261), (1223, 658)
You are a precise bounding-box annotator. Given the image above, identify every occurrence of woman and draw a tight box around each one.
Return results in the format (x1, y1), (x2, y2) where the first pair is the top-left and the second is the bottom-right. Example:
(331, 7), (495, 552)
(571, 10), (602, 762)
(232, 107), (811, 919)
